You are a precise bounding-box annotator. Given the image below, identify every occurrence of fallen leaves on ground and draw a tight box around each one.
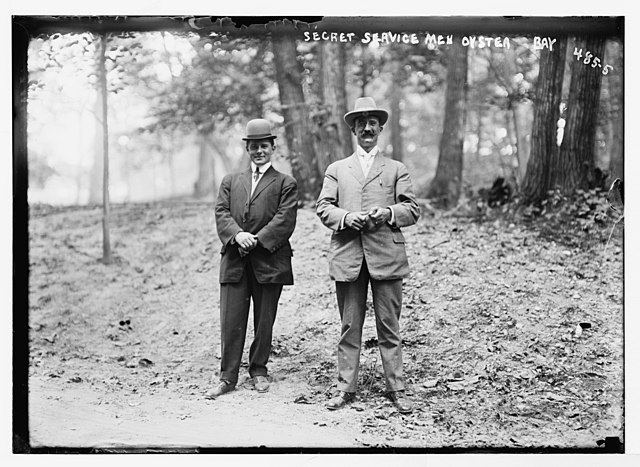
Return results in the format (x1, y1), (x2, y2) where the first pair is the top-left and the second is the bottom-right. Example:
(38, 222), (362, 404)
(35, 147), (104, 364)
(26, 201), (623, 449)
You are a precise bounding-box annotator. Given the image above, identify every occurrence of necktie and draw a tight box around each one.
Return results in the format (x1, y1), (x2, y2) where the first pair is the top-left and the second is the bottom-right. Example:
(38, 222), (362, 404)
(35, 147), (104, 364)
(254, 167), (260, 183)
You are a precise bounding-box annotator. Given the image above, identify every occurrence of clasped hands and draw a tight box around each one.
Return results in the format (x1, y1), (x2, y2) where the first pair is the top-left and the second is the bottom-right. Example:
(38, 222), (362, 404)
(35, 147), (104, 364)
(345, 206), (391, 231)
(235, 231), (258, 256)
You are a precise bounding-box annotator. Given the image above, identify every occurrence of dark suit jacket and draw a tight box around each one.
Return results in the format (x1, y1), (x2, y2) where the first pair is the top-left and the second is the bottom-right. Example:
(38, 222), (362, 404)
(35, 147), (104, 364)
(215, 165), (298, 285)
(316, 152), (420, 281)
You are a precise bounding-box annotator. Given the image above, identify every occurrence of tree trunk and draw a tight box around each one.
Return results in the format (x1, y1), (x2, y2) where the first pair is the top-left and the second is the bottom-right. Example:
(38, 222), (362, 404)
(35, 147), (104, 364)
(97, 33), (113, 265)
(75, 110), (85, 204)
(389, 59), (404, 161)
(427, 40), (468, 207)
(207, 136), (235, 176)
(272, 32), (321, 201)
(606, 40), (623, 181)
(521, 37), (567, 203)
(514, 101), (533, 183)
(314, 41), (352, 174)
(503, 105), (518, 182)
(475, 105), (485, 161)
(558, 36), (606, 193)
(322, 42), (352, 156)
(164, 135), (176, 198)
(88, 94), (103, 204)
(360, 49), (368, 97)
(194, 133), (215, 198)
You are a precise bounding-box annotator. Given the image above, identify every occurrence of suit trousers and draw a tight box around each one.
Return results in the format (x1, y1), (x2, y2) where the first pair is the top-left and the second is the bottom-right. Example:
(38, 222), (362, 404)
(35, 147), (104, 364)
(219, 262), (283, 384)
(335, 259), (405, 393)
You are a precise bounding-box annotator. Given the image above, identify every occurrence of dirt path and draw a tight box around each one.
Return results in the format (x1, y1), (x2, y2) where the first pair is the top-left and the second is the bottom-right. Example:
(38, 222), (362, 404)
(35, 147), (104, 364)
(26, 202), (624, 450)
(27, 205), (383, 449)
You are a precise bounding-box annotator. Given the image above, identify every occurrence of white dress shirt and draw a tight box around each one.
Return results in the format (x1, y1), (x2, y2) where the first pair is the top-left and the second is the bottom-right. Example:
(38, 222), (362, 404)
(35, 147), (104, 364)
(250, 162), (271, 195)
(356, 144), (379, 178)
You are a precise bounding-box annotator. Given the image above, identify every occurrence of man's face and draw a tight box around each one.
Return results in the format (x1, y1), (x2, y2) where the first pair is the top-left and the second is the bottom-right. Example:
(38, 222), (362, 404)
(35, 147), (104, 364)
(353, 115), (382, 152)
(246, 138), (275, 166)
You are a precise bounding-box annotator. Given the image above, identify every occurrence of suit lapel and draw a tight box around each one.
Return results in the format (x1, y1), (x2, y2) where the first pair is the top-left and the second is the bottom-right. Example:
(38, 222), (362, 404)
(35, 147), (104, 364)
(346, 153), (365, 185)
(363, 153), (385, 187)
(240, 169), (252, 199)
(251, 166), (277, 201)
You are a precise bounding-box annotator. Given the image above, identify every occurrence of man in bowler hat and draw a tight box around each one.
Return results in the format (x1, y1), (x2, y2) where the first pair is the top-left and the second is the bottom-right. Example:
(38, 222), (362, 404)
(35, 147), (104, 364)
(316, 97), (420, 413)
(207, 119), (298, 399)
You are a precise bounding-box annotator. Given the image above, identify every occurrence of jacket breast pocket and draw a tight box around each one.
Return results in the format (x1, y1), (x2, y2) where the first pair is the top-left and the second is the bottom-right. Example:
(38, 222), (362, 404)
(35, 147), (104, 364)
(391, 229), (405, 244)
(376, 175), (395, 200)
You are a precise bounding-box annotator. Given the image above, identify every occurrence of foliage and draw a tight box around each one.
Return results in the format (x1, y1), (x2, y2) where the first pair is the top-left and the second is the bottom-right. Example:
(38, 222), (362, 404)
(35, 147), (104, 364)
(473, 38), (538, 109)
(143, 34), (275, 135)
(26, 28), (624, 207)
(30, 32), (148, 95)
(520, 187), (617, 247)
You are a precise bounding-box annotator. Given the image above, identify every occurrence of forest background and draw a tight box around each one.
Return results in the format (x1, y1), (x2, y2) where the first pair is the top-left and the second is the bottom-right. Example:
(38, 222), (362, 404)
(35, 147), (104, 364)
(23, 18), (624, 210)
(9, 9), (639, 456)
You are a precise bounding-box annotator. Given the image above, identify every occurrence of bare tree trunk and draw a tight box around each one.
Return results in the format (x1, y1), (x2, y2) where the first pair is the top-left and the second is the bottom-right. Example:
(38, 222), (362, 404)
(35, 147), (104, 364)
(514, 101), (533, 183)
(88, 94), (103, 204)
(98, 33), (113, 265)
(321, 42), (352, 156)
(360, 50), (368, 97)
(122, 147), (131, 203)
(475, 105), (485, 162)
(558, 36), (606, 192)
(164, 135), (176, 198)
(272, 32), (320, 201)
(207, 136), (235, 176)
(389, 59), (404, 161)
(606, 40), (623, 181)
(314, 41), (352, 174)
(194, 133), (215, 198)
(75, 110), (84, 204)
(503, 105), (519, 183)
(427, 41), (468, 207)
(521, 37), (567, 203)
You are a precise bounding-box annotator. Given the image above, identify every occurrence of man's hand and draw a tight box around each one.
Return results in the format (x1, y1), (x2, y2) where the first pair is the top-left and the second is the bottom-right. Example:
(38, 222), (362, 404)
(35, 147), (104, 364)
(344, 211), (368, 231)
(367, 206), (392, 226)
(235, 231), (258, 251)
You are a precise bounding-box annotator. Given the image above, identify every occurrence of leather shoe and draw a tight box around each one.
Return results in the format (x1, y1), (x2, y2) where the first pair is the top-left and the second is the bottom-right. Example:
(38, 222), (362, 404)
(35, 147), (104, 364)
(253, 375), (270, 393)
(388, 391), (414, 414)
(204, 380), (235, 399)
(326, 391), (355, 410)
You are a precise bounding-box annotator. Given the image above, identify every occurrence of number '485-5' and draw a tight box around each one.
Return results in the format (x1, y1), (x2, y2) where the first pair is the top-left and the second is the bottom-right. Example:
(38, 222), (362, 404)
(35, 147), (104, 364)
(573, 47), (613, 75)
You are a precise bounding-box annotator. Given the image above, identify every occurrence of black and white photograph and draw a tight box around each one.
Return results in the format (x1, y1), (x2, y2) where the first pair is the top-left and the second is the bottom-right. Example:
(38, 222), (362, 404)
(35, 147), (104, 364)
(10, 6), (634, 459)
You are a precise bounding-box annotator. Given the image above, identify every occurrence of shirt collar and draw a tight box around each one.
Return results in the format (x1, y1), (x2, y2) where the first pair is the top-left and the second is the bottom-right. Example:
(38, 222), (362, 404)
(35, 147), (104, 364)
(250, 162), (271, 174)
(356, 145), (379, 157)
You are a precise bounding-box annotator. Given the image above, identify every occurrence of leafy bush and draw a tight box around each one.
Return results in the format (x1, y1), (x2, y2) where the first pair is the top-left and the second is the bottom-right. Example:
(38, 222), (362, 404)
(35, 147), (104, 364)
(520, 187), (620, 247)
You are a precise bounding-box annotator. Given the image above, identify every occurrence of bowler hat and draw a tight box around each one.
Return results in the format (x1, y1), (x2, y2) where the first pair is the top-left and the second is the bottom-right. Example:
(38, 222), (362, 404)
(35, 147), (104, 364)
(242, 119), (277, 141)
(344, 97), (389, 128)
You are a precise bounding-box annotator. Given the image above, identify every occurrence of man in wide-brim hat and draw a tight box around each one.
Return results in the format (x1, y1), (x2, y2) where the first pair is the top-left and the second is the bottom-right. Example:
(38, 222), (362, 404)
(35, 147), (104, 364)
(208, 118), (298, 399)
(316, 97), (420, 414)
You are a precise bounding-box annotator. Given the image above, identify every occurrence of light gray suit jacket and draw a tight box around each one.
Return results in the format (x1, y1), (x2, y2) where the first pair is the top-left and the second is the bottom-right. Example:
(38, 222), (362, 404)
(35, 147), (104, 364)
(316, 152), (420, 281)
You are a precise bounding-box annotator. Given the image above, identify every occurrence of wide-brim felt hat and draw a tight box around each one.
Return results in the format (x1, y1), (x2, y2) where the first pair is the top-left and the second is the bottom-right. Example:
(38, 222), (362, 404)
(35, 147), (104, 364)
(344, 97), (389, 128)
(242, 118), (277, 141)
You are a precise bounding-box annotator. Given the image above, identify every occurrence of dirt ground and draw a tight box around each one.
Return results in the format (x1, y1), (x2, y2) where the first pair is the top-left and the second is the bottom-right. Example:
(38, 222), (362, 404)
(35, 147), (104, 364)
(25, 201), (624, 451)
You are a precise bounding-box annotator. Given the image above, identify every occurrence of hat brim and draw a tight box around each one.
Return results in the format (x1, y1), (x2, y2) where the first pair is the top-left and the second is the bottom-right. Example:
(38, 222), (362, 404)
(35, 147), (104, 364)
(344, 109), (388, 128)
(242, 134), (277, 141)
